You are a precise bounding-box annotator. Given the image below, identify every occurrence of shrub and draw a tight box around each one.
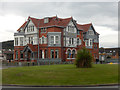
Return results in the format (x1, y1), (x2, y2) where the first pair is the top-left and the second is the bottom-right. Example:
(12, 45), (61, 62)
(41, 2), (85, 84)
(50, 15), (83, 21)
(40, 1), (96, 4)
(75, 47), (93, 68)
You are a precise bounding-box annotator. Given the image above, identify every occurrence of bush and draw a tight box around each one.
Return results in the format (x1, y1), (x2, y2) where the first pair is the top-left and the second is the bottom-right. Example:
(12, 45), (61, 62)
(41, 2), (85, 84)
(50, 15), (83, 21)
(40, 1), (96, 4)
(75, 47), (93, 68)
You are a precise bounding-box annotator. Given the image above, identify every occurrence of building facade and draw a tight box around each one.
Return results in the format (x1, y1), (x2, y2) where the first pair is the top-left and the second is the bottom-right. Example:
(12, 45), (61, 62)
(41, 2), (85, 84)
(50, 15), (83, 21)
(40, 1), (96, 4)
(14, 16), (99, 63)
(99, 47), (119, 63)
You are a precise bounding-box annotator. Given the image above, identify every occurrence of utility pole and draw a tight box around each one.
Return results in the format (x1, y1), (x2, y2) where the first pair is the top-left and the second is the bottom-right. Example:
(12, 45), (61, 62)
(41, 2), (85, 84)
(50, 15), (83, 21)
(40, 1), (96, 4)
(37, 20), (40, 65)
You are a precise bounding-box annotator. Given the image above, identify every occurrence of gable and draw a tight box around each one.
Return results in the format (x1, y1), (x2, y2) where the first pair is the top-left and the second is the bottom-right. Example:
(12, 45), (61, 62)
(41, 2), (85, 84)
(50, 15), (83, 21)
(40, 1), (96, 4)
(25, 19), (38, 34)
(66, 20), (77, 33)
(88, 25), (97, 35)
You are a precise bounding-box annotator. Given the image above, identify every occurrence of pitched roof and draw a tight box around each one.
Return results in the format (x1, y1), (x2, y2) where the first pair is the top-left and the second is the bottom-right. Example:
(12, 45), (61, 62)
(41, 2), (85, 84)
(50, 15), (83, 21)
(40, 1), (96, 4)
(29, 16), (72, 28)
(77, 23), (92, 32)
(17, 16), (99, 35)
(27, 44), (38, 52)
(77, 23), (99, 35)
(17, 16), (72, 31)
(17, 21), (27, 31)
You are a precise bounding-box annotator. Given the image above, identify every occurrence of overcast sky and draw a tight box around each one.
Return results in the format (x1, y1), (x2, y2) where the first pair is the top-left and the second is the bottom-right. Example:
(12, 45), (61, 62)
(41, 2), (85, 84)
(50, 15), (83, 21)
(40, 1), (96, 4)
(0, 2), (118, 48)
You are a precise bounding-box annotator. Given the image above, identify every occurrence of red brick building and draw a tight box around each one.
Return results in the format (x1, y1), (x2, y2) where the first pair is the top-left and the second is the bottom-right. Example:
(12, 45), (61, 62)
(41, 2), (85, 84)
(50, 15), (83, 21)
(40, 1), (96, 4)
(14, 16), (99, 63)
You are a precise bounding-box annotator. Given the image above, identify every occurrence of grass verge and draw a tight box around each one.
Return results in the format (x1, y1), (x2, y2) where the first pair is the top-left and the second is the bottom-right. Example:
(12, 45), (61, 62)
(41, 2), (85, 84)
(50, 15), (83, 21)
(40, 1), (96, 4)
(2, 64), (118, 86)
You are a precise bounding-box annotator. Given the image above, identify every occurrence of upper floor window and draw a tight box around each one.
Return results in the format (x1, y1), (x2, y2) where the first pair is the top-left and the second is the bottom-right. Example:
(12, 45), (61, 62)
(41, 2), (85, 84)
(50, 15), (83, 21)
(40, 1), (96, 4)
(85, 40), (89, 46)
(69, 38), (71, 44)
(40, 36), (47, 44)
(88, 30), (94, 35)
(77, 30), (80, 35)
(50, 35), (60, 44)
(28, 37), (33, 44)
(68, 25), (75, 33)
(77, 38), (81, 45)
(50, 36), (54, 44)
(55, 36), (59, 44)
(44, 18), (49, 23)
(41, 28), (47, 33)
(89, 39), (93, 46)
(72, 38), (74, 44)
(20, 37), (23, 46)
(15, 38), (18, 46)
(27, 26), (34, 32)
(69, 38), (74, 45)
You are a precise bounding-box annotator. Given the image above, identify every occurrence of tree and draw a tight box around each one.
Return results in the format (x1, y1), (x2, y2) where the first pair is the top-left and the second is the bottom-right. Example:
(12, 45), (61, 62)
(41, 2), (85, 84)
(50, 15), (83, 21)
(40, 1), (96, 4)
(75, 47), (93, 68)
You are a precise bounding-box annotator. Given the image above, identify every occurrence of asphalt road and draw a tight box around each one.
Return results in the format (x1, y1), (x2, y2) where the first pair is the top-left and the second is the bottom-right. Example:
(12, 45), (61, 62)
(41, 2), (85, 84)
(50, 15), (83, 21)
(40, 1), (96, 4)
(1, 85), (119, 88)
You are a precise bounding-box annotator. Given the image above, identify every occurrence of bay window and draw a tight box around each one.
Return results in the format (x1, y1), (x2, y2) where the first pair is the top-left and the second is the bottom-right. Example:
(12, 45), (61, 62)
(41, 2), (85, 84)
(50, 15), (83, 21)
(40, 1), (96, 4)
(50, 35), (60, 44)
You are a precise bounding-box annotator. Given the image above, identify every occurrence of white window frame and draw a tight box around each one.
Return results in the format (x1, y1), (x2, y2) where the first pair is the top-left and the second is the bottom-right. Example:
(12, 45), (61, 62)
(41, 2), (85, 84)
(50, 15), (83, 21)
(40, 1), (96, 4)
(89, 39), (93, 46)
(85, 40), (89, 46)
(55, 50), (59, 59)
(15, 37), (18, 46)
(50, 35), (60, 44)
(20, 37), (23, 46)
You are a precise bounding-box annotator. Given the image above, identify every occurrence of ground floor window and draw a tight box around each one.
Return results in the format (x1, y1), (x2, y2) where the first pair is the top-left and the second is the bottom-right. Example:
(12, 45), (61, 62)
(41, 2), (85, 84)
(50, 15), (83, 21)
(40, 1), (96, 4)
(31, 52), (34, 58)
(40, 50), (42, 58)
(67, 49), (71, 58)
(16, 51), (18, 59)
(20, 50), (23, 58)
(72, 50), (75, 58)
(55, 50), (59, 58)
(51, 50), (54, 59)
(45, 50), (47, 58)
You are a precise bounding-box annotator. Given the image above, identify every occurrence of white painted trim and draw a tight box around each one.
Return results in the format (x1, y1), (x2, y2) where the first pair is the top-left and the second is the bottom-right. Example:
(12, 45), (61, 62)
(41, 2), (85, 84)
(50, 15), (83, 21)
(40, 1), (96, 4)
(49, 35), (60, 44)
(71, 48), (77, 54)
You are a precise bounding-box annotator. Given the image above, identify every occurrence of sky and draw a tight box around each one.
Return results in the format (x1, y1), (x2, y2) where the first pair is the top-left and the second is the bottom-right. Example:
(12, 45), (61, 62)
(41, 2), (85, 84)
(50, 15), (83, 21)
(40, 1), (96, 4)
(0, 1), (118, 48)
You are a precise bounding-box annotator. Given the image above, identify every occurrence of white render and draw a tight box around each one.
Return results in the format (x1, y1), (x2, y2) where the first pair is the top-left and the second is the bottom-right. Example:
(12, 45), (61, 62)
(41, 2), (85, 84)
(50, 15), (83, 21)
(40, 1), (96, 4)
(14, 19), (39, 46)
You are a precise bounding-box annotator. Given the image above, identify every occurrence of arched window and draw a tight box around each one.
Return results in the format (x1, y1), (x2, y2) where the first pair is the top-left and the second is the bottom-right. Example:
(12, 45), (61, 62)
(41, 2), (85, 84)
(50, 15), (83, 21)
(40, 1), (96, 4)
(72, 50), (76, 58)
(67, 49), (71, 58)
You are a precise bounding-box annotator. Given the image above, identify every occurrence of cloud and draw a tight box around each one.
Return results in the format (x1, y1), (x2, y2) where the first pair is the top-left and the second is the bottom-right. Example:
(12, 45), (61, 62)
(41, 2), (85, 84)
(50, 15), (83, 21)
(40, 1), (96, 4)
(0, 2), (118, 48)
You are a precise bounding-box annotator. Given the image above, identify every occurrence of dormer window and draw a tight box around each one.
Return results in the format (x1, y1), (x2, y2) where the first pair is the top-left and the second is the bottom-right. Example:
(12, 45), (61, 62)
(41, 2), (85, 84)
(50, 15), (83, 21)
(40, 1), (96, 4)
(44, 17), (49, 23)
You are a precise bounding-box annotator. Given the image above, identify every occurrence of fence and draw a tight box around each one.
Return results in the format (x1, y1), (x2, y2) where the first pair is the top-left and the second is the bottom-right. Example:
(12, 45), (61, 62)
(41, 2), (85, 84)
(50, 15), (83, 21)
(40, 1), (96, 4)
(2, 61), (74, 67)
(105, 59), (118, 63)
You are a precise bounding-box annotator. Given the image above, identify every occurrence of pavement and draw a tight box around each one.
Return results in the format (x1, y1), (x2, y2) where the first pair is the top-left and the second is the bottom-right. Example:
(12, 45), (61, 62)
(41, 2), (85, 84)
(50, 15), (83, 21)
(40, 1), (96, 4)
(1, 84), (119, 88)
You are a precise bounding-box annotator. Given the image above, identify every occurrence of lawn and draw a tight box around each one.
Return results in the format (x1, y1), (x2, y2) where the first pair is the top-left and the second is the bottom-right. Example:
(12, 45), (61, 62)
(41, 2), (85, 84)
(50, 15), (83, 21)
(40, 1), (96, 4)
(2, 64), (118, 86)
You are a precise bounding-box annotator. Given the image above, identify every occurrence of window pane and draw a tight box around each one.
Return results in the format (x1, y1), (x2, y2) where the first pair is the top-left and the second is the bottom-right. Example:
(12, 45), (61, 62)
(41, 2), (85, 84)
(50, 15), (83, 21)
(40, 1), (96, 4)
(51, 36), (54, 44)
(55, 50), (59, 58)
(51, 50), (54, 58)
(42, 37), (44, 44)
(20, 37), (23, 46)
(67, 50), (71, 58)
(16, 51), (18, 59)
(20, 50), (23, 58)
(55, 36), (59, 44)
(77, 38), (79, 45)
(72, 50), (75, 58)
